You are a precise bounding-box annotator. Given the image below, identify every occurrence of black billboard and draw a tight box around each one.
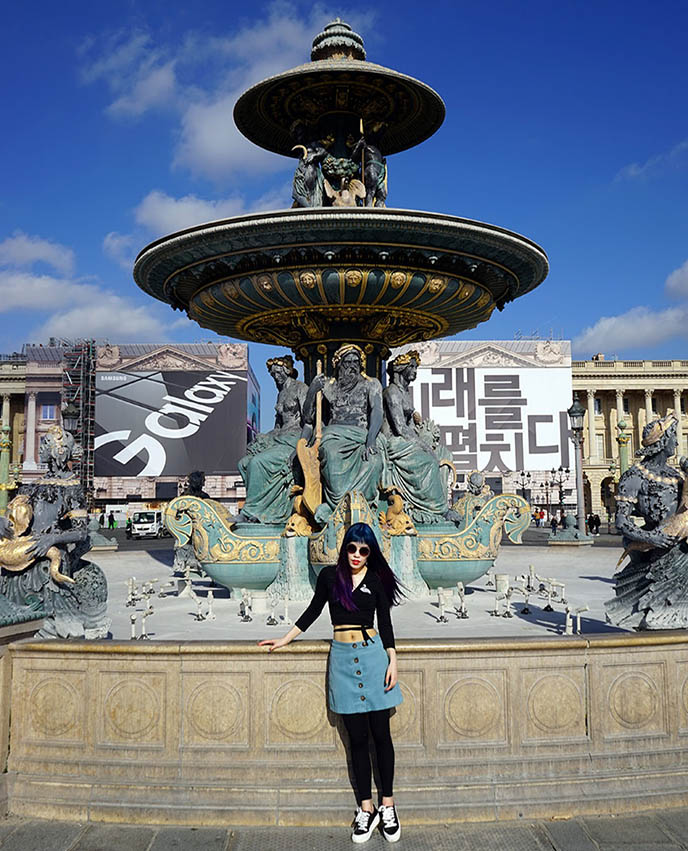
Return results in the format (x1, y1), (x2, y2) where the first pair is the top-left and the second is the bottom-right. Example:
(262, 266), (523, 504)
(94, 369), (248, 477)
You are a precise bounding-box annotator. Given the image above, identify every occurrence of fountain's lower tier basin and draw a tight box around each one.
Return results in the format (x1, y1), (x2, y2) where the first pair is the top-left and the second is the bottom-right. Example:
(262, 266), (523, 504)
(7, 632), (688, 825)
(134, 209), (549, 362)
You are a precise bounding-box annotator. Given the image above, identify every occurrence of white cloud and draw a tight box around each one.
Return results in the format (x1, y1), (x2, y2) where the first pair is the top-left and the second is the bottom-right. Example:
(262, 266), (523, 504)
(665, 259), (688, 300)
(573, 305), (688, 355)
(0, 232), (75, 275)
(133, 185), (290, 236)
(616, 138), (688, 181)
(108, 61), (178, 118)
(80, 30), (180, 118)
(0, 265), (171, 343)
(103, 231), (137, 270)
(80, 4), (377, 179)
(34, 296), (170, 342)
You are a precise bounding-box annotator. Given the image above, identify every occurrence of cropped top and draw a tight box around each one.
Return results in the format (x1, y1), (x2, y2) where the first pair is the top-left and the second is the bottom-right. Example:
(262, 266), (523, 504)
(294, 565), (395, 649)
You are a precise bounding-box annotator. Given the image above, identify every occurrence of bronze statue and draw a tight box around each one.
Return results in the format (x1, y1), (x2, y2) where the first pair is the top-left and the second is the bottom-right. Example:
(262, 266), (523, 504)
(382, 350), (456, 523)
(237, 355), (307, 524)
(291, 130), (333, 207)
(303, 344), (383, 523)
(606, 412), (688, 629)
(0, 425), (109, 638)
(350, 122), (388, 207)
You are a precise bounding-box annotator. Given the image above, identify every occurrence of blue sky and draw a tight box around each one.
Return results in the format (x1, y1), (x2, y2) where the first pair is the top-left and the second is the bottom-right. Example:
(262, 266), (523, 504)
(2, 0), (687, 423)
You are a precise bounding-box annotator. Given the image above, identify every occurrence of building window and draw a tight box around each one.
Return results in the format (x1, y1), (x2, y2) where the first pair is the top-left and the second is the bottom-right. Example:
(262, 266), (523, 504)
(594, 398), (602, 415)
(595, 434), (605, 457)
(651, 398), (657, 413)
(623, 397), (630, 414)
(40, 404), (56, 421)
(682, 398), (686, 414)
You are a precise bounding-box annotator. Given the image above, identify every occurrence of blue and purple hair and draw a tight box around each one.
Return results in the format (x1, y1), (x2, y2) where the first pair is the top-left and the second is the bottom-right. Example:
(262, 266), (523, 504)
(333, 522), (404, 611)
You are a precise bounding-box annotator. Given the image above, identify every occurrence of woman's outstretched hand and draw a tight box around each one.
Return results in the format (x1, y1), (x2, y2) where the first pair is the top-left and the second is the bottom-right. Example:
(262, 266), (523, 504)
(258, 625), (302, 652)
(258, 636), (290, 652)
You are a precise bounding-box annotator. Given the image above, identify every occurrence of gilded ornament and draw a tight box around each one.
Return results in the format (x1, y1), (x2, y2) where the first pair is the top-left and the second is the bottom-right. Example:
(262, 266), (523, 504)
(299, 271), (317, 289)
(390, 271), (406, 289)
(428, 276), (446, 294)
(223, 282), (241, 300)
(345, 269), (363, 287)
(476, 291), (491, 309)
(165, 496), (282, 564)
(257, 275), (274, 292)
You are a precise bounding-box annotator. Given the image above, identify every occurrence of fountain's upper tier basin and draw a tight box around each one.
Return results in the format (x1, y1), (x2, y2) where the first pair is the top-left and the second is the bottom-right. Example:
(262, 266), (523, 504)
(134, 208), (548, 349)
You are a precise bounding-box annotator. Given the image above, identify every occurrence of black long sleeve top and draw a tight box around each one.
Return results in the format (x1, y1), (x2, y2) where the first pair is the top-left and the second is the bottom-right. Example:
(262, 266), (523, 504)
(295, 565), (396, 649)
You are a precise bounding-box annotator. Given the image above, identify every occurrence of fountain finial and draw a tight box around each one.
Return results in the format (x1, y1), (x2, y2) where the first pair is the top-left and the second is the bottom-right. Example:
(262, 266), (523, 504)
(311, 19), (366, 62)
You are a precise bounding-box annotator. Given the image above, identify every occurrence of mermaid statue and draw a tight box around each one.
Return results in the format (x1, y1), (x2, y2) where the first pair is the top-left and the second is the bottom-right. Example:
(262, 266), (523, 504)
(237, 355), (307, 524)
(606, 412), (688, 629)
(381, 350), (456, 523)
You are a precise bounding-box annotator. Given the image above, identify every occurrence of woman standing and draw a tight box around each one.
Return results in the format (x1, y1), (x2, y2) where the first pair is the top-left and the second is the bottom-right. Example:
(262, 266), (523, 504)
(259, 522), (404, 843)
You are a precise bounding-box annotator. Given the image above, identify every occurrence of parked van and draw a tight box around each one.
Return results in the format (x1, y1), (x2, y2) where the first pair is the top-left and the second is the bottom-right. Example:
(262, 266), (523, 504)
(131, 510), (169, 539)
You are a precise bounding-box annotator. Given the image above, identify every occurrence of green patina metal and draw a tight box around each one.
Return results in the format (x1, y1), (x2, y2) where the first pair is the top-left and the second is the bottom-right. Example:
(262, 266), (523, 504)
(143, 20), (546, 596)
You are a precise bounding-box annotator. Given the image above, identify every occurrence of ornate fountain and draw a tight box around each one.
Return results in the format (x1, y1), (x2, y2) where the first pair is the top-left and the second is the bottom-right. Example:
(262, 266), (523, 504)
(135, 20), (547, 602)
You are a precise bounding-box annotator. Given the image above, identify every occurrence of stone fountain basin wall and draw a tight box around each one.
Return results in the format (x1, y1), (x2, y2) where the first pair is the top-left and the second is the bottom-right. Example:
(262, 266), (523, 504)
(5, 633), (688, 825)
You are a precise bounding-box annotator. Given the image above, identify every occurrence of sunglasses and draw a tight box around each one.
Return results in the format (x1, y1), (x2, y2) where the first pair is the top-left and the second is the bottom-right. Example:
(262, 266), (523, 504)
(346, 543), (370, 557)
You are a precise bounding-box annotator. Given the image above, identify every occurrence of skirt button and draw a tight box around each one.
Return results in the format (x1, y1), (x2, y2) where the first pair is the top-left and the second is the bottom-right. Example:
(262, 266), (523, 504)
(360, 696), (366, 701)
(358, 682), (363, 688)
(353, 658), (359, 663)
(356, 670), (361, 675)
(352, 643), (357, 648)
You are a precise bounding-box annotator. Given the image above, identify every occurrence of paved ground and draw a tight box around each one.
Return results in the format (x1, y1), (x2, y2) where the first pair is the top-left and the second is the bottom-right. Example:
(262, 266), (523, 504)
(100, 535), (626, 641)
(2, 809), (688, 850)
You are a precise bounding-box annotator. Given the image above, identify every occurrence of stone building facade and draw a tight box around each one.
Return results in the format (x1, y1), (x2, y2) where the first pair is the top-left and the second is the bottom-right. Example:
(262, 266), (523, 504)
(0, 342), (257, 512)
(572, 355), (688, 517)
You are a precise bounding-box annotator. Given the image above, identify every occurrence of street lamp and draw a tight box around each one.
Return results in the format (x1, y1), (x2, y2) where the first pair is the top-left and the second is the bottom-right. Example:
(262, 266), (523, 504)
(549, 465), (570, 518)
(515, 470), (531, 500)
(567, 394), (587, 536)
(539, 481), (552, 518)
(61, 401), (80, 435)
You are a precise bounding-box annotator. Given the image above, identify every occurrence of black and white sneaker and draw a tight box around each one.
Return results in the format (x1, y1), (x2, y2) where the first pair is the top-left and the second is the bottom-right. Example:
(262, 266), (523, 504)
(351, 806), (379, 843)
(378, 804), (401, 842)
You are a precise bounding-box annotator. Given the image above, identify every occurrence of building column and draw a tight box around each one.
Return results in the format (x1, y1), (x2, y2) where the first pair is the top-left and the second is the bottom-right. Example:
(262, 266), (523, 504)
(1, 395), (9, 428)
(616, 389), (624, 420)
(610, 407), (618, 460)
(645, 389), (654, 421)
(674, 389), (683, 452)
(24, 391), (37, 470)
(587, 389), (597, 460)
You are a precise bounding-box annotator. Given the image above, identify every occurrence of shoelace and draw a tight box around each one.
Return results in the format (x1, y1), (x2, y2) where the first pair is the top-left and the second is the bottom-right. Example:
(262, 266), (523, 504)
(380, 806), (397, 828)
(355, 809), (373, 828)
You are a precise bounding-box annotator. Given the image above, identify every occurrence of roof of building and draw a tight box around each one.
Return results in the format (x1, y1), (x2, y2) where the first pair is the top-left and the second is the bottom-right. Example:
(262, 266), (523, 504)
(22, 342), (248, 363)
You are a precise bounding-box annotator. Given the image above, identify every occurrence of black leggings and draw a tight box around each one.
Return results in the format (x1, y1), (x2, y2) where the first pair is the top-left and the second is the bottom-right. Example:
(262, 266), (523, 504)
(342, 709), (395, 801)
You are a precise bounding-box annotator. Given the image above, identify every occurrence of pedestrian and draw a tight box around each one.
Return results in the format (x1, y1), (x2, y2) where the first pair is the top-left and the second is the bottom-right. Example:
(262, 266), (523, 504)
(593, 513), (601, 536)
(259, 522), (404, 843)
(587, 513), (595, 536)
(107, 511), (115, 530)
(550, 516), (558, 535)
(99, 512), (105, 528)
(125, 517), (132, 539)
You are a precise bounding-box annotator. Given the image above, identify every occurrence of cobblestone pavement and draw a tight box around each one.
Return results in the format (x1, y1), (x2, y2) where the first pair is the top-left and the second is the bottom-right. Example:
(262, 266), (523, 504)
(2, 810), (688, 850)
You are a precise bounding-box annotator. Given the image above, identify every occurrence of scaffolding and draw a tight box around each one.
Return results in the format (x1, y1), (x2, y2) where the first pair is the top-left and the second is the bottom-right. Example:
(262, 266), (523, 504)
(61, 341), (96, 502)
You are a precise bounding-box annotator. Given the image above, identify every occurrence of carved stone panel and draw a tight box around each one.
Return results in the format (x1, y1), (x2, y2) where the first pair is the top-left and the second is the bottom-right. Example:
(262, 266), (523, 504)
(264, 674), (335, 749)
(390, 670), (424, 747)
(520, 667), (588, 743)
(182, 673), (250, 748)
(600, 663), (667, 739)
(677, 661), (688, 736)
(97, 672), (167, 749)
(438, 669), (508, 747)
(23, 668), (86, 745)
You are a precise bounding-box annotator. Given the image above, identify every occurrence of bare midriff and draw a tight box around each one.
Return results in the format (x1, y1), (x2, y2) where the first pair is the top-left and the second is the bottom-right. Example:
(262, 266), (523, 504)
(333, 625), (377, 643)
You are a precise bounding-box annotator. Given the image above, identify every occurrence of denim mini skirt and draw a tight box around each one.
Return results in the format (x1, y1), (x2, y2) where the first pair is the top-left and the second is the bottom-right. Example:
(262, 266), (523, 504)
(328, 637), (403, 715)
